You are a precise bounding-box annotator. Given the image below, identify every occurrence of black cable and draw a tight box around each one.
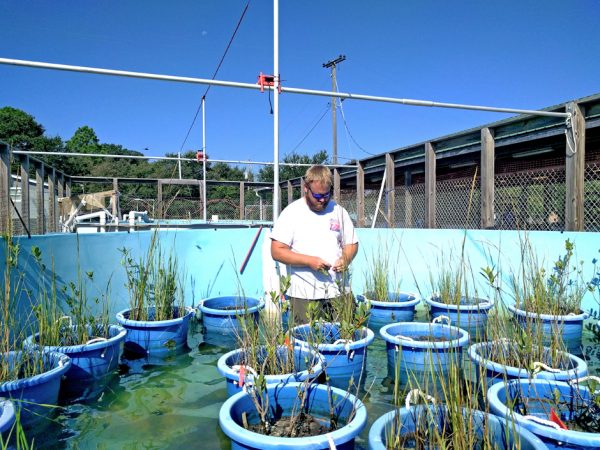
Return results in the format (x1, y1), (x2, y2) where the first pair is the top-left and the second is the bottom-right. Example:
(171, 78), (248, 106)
(289, 104), (330, 154)
(9, 196), (31, 238)
(179, 1), (251, 152)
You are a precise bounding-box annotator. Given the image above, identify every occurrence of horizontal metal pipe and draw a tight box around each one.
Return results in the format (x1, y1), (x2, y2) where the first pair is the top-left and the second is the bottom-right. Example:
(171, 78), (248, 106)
(11, 150), (356, 168)
(0, 57), (570, 119)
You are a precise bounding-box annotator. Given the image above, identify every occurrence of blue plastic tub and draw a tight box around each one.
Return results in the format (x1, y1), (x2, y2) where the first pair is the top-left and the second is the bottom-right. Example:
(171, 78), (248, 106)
(292, 322), (375, 389)
(25, 324), (127, 401)
(116, 306), (195, 355)
(469, 340), (588, 387)
(488, 379), (600, 450)
(368, 405), (548, 449)
(0, 350), (71, 427)
(217, 345), (325, 397)
(425, 295), (494, 340)
(219, 382), (367, 450)
(379, 321), (470, 384)
(356, 291), (421, 332)
(199, 296), (264, 340)
(507, 304), (588, 356)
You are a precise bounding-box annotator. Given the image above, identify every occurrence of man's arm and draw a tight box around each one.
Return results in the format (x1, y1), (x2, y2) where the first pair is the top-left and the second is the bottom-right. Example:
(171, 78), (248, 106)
(332, 242), (358, 272)
(271, 239), (332, 272)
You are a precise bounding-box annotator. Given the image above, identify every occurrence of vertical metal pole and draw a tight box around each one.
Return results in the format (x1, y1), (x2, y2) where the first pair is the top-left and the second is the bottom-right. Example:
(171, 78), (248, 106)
(202, 97), (207, 221)
(178, 152), (182, 179)
(273, 0), (280, 221)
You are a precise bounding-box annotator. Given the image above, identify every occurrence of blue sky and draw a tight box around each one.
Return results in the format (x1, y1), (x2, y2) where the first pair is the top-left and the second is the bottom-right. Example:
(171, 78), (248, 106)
(1, 0), (598, 171)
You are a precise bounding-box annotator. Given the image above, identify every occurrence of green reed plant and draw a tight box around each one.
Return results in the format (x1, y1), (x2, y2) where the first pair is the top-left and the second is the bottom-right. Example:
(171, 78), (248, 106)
(363, 239), (402, 302)
(385, 342), (508, 449)
(235, 275), (301, 378)
(0, 226), (45, 384)
(120, 231), (185, 322)
(30, 245), (111, 348)
(428, 246), (480, 305)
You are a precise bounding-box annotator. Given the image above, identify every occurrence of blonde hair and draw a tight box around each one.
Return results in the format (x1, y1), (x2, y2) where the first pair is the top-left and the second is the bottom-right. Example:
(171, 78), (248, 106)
(304, 165), (332, 188)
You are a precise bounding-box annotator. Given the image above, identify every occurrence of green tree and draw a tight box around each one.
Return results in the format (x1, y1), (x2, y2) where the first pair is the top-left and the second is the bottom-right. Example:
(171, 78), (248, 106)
(257, 150), (329, 182)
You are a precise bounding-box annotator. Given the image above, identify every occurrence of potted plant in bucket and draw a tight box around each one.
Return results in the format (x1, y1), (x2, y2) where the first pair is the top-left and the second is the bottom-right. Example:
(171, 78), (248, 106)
(292, 289), (374, 390)
(116, 231), (195, 357)
(368, 351), (547, 450)
(0, 229), (71, 428)
(488, 376), (600, 449)
(217, 289), (324, 398)
(24, 246), (126, 402)
(506, 237), (595, 355)
(424, 245), (494, 341)
(219, 379), (367, 449)
(356, 241), (421, 332)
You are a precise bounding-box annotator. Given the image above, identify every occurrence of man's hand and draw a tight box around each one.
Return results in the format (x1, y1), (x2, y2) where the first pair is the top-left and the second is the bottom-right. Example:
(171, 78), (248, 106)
(308, 256), (331, 272)
(331, 257), (347, 272)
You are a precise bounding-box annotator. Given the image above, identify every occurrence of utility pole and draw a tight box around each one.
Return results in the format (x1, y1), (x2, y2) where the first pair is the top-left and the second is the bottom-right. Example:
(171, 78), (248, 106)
(323, 54), (345, 165)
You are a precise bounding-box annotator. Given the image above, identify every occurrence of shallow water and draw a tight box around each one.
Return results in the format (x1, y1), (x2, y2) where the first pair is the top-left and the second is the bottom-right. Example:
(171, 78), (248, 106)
(20, 312), (600, 449)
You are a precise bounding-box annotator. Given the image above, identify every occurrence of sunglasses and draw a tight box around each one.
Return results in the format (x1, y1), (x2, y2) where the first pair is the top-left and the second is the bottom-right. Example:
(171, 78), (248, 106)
(307, 185), (331, 201)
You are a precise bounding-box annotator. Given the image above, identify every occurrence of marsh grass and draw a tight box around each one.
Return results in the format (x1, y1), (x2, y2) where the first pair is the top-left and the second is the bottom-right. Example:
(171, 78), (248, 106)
(0, 227), (45, 383)
(120, 230), (185, 322)
(363, 239), (402, 302)
(385, 350), (503, 450)
(428, 245), (480, 306)
(31, 244), (111, 348)
(1, 407), (34, 450)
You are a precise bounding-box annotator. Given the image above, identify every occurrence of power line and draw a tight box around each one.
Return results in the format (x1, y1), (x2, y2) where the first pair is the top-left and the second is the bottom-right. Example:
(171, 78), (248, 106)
(179, 0), (251, 153)
(289, 103), (330, 155)
(336, 79), (377, 157)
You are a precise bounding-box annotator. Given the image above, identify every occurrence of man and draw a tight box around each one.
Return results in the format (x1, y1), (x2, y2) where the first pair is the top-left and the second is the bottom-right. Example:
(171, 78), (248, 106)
(270, 164), (359, 323)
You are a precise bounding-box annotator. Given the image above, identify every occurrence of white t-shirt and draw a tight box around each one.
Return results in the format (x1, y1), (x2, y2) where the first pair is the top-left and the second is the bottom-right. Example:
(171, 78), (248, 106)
(270, 198), (358, 299)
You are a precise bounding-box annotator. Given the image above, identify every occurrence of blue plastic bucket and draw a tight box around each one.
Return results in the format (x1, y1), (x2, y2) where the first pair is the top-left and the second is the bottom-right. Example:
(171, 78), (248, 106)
(199, 296), (264, 340)
(488, 379), (600, 450)
(292, 322), (375, 389)
(507, 304), (588, 356)
(368, 405), (548, 449)
(116, 306), (195, 355)
(217, 345), (325, 397)
(219, 382), (367, 450)
(469, 340), (588, 387)
(379, 322), (470, 384)
(356, 291), (421, 333)
(0, 350), (71, 427)
(425, 295), (493, 340)
(25, 324), (127, 402)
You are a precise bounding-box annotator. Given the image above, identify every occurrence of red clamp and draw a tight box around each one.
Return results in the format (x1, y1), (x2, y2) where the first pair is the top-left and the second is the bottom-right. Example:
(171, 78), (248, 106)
(196, 150), (206, 162)
(257, 72), (281, 93)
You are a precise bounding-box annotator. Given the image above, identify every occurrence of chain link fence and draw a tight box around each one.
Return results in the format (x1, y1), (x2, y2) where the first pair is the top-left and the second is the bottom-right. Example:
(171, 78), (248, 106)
(495, 167), (565, 231)
(584, 161), (600, 231)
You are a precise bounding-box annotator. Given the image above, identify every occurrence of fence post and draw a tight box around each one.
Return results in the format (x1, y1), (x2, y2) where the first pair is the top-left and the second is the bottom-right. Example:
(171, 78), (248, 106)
(357, 161), (365, 227)
(239, 181), (245, 220)
(424, 142), (436, 228)
(48, 168), (57, 232)
(287, 180), (293, 205)
(157, 180), (163, 218)
(385, 153), (395, 227)
(112, 178), (119, 219)
(35, 161), (45, 235)
(20, 155), (31, 233)
(565, 102), (585, 231)
(0, 143), (10, 233)
(481, 127), (495, 229)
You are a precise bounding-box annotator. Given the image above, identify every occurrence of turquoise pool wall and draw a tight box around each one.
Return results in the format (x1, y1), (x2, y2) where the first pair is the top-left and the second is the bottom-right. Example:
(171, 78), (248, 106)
(4, 227), (599, 321)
